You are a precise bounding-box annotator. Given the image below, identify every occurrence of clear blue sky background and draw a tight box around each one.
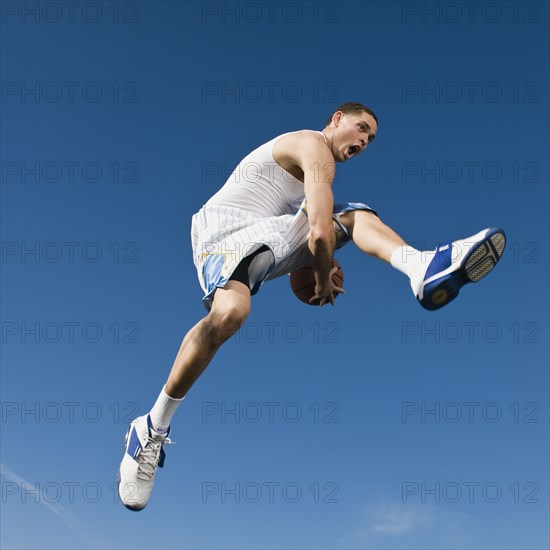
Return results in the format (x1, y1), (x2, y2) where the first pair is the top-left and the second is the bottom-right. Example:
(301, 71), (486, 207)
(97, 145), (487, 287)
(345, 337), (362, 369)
(1, 1), (548, 549)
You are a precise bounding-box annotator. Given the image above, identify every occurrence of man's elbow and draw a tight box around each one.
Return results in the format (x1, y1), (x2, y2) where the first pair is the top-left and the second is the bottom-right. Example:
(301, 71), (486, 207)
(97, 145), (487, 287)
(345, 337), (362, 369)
(309, 224), (335, 246)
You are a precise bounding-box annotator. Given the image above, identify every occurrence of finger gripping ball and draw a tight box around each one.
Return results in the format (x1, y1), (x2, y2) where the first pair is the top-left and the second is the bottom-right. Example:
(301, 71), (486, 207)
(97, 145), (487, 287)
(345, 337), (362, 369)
(289, 259), (344, 305)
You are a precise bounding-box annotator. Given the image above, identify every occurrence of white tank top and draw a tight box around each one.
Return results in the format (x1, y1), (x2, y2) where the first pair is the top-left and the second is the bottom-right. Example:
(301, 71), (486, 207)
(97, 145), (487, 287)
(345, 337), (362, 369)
(205, 130), (319, 217)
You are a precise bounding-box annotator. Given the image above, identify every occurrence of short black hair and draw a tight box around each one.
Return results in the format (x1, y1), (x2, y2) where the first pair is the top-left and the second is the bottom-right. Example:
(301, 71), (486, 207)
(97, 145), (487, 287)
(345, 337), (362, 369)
(325, 101), (378, 127)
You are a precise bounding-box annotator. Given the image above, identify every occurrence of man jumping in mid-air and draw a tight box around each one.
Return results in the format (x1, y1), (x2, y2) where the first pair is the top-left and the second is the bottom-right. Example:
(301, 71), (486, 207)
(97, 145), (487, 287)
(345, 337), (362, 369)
(118, 102), (505, 510)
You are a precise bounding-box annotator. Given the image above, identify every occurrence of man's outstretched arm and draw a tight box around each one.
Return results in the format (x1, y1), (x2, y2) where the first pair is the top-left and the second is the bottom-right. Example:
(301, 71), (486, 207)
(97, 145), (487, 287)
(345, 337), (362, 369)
(275, 132), (341, 305)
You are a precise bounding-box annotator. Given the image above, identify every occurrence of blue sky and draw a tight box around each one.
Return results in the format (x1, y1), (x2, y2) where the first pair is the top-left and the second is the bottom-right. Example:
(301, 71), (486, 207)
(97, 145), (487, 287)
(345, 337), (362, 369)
(1, 1), (548, 548)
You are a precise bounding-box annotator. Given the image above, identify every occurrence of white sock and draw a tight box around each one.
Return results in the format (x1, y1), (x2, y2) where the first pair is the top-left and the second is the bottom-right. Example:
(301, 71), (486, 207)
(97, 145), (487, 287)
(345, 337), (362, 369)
(149, 386), (184, 434)
(390, 245), (436, 295)
(390, 230), (488, 296)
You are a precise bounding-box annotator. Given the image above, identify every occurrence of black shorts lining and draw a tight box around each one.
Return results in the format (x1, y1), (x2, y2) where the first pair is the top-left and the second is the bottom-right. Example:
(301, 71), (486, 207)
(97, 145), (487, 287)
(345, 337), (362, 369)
(228, 245), (270, 289)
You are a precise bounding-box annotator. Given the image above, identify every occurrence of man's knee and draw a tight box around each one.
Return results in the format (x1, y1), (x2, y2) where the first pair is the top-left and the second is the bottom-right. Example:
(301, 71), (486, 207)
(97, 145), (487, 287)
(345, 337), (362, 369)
(202, 301), (250, 344)
(338, 209), (378, 235)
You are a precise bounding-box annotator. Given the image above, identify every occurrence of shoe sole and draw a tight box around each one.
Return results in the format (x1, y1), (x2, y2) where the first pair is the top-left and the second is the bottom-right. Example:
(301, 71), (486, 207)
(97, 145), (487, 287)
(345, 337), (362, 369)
(419, 228), (506, 311)
(117, 478), (146, 511)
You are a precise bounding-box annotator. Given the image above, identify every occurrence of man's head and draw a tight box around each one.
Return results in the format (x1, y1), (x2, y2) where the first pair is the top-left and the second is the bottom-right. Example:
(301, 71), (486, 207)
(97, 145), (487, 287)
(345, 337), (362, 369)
(323, 101), (378, 163)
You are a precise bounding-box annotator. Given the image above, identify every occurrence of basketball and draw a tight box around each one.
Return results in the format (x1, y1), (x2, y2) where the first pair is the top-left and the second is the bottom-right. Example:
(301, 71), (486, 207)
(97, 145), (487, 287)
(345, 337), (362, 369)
(289, 259), (344, 305)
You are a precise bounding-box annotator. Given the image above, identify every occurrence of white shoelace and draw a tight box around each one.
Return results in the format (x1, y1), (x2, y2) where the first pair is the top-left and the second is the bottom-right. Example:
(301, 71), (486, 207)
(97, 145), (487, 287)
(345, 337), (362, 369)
(136, 434), (173, 482)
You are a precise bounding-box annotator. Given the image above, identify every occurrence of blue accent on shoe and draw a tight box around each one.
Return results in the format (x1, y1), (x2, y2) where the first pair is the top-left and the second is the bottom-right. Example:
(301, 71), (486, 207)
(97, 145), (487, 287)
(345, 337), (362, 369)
(424, 242), (452, 281)
(420, 271), (465, 310)
(127, 427), (141, 459)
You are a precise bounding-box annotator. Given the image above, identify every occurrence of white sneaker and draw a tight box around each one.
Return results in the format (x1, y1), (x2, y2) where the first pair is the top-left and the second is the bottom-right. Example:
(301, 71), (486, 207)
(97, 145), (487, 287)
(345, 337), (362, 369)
(415, 227), (506, 310)
(118, 415), (172, 511)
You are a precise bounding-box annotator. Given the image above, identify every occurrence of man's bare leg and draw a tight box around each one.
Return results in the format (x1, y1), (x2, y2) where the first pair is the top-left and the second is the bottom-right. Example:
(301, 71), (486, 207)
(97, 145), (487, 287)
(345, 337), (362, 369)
(338, 209), (506, 310)
(118, 280), (252, 510)
(337, 210), (425, 292)
(165, 280), (251, 399)
(338, 209), (406, 262)
(148, 280), (252, 432)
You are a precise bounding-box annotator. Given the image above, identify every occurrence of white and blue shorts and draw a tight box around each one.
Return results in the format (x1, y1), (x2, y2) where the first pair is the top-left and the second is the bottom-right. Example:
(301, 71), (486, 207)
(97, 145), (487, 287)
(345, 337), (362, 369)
(191, 200), (376, 310)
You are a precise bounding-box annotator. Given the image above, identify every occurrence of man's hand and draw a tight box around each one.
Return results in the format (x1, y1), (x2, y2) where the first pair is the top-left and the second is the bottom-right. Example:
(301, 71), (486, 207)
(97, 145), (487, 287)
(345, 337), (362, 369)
(309, 264), (346, 306)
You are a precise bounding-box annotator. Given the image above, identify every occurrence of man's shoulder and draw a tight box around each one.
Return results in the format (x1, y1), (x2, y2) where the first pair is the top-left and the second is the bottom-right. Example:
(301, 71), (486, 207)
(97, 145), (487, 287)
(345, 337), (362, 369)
(274, 129), (327, 155)
(280, 129), (325, 143)
(273, 129), (332, 174)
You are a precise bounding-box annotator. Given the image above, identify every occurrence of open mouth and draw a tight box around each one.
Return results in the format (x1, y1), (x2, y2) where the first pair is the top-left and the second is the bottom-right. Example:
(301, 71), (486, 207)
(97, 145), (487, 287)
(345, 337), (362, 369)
(346, 145), (360, 159)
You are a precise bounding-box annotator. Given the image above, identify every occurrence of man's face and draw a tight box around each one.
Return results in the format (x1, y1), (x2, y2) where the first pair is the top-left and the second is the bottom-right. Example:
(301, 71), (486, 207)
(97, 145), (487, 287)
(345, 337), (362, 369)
(330, 111), (377, 162)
